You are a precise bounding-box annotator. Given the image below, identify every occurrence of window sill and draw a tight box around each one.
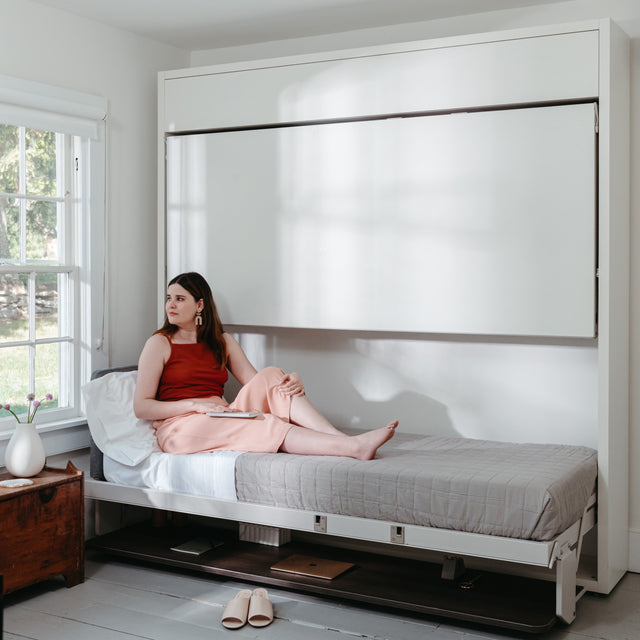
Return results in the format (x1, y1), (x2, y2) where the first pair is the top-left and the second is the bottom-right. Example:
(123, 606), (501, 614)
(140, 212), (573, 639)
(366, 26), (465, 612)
(1, 416), (90, 462)
(0, 416), (86, 439)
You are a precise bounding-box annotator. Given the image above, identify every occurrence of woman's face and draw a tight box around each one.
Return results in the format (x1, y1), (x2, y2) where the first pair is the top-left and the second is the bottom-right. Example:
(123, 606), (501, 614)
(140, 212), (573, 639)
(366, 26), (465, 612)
(166, 283), (202, 326)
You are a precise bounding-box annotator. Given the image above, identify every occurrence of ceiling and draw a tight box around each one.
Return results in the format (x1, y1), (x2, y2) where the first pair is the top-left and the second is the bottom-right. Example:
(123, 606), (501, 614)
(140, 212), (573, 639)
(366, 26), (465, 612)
(32, 0), (569, 50)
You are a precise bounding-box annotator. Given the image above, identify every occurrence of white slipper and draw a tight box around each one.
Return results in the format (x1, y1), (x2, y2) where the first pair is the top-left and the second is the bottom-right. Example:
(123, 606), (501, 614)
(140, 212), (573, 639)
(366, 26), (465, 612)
(247, 588), (274, 627)
(221, 589), (252, 629)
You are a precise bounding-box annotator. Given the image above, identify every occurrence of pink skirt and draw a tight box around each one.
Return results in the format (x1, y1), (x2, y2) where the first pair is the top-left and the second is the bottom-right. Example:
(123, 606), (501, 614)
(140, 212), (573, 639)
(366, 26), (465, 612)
(153, 367), (293, 454)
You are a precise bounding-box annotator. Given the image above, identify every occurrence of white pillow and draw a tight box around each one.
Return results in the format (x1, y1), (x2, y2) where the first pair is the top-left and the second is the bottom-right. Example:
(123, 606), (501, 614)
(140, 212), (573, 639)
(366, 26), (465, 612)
(82, 370), (159, 466)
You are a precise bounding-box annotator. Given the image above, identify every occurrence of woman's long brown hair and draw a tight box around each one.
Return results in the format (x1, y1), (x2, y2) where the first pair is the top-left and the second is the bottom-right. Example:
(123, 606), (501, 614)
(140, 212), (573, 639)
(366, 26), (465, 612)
(155, 272), (228, 369)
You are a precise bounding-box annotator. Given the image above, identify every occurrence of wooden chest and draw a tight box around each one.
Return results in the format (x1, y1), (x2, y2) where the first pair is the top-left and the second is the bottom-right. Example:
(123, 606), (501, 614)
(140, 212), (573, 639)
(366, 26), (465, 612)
(0, 462), (84, 594)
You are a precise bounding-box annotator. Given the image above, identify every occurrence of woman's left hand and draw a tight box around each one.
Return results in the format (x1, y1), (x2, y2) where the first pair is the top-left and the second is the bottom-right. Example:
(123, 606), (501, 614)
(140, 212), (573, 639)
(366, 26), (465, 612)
(277, 372), (306, 398)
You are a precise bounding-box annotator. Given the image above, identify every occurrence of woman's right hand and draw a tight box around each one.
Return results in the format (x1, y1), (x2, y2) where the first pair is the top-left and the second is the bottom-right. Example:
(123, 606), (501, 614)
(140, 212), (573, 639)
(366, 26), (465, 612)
(190, 398), (231, 414)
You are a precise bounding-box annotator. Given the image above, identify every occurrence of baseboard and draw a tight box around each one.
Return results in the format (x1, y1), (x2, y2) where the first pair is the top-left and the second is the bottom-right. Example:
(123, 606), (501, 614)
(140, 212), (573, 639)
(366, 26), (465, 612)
(627, 528), (640, 573)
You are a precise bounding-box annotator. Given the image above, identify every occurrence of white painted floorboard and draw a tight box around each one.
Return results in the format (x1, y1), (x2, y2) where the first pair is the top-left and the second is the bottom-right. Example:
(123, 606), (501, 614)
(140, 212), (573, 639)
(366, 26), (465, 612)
(4, 551), (640, 640)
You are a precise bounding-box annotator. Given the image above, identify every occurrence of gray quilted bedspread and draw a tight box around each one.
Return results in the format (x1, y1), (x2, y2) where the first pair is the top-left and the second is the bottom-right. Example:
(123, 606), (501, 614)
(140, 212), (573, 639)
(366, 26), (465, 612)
(234, 431), (597, 541)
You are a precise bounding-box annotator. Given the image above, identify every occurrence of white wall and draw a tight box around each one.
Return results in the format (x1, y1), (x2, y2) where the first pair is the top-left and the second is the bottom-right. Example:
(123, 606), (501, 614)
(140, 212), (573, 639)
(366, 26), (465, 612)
(191, 0), (640, 569)
(0, 0), (189, 369)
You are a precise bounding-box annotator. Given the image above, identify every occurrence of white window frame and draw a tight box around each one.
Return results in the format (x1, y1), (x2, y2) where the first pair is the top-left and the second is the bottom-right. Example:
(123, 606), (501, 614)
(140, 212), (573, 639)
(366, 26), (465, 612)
(0, 74), (107, 457)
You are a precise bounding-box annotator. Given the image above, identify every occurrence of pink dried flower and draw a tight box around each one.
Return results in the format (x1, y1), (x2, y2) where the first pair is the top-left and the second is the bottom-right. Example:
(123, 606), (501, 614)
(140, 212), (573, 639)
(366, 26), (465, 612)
(1, 392), (54, 424)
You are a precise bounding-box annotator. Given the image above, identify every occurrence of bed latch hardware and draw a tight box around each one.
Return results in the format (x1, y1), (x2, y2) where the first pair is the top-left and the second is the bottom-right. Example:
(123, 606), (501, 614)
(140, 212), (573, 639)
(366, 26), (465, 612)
(390, 525), (405, 544)
(314, 514), (327, 533)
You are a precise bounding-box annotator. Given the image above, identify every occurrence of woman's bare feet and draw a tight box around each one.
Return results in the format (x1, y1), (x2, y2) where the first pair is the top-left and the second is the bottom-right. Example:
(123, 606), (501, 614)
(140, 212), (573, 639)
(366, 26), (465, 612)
(280, 419), (398, 459)
(352, 420), (398, 460)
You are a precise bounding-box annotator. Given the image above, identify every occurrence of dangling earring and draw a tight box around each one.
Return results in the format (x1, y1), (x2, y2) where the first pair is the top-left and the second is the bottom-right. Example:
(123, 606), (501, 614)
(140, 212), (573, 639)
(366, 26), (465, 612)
(195, 311), (203, 326)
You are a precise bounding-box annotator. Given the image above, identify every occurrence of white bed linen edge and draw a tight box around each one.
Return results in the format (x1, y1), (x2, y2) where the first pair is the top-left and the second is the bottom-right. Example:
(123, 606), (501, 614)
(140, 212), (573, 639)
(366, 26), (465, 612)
(103, 450), (241, 502)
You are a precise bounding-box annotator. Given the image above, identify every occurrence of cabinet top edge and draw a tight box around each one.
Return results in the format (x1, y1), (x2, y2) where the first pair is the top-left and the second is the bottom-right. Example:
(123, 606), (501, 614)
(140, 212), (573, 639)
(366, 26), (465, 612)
(159, 18), (606, 83)
(0, 464), (83, 500)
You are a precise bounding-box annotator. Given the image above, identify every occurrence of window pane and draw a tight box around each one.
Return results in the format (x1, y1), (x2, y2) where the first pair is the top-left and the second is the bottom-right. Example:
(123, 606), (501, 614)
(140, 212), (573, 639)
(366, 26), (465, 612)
(54, 272), (71, 338)
(36, 272), (59, 339)
(0, 198), (19, 261)
(0, 273), (28, 343)
(26, 199), (57, 261)
(36, 342), (60, 409)
(26, 128), (57, 197)
(0, 345), (29, 417)
(0, 124), (19, 194)
(56, 339), (71, 409)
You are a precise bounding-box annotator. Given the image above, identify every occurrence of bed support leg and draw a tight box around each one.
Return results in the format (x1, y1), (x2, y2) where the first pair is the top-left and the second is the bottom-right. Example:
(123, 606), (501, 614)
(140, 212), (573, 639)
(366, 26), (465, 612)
(239, 523), (291, 546)
(555, 502), (593, 625)
(441, 556), (465, 580)
(555, 544), (578, 624)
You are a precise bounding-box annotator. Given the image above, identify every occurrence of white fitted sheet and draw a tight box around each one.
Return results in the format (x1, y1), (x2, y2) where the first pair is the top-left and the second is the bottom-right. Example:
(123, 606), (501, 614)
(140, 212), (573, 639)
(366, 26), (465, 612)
(103, 450), (241, 502)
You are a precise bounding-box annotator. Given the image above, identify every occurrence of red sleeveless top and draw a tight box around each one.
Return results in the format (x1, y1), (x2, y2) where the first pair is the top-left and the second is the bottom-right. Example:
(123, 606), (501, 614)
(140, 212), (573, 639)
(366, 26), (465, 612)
(157, 341), (228, 401)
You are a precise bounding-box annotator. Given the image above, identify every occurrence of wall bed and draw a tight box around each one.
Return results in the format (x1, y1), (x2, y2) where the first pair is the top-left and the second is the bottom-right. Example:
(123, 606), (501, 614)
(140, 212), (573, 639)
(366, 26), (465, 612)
(84, 17), (630, 633)
(85, 365), (597, 632)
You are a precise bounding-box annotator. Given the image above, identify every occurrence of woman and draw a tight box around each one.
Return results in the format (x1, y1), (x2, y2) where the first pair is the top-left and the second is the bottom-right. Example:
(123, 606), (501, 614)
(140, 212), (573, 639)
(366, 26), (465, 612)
(134, 272), (397, 460)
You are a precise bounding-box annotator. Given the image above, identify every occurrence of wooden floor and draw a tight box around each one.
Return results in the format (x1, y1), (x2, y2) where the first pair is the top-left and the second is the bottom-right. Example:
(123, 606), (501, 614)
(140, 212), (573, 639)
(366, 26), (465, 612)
(3, 550), (640, 640)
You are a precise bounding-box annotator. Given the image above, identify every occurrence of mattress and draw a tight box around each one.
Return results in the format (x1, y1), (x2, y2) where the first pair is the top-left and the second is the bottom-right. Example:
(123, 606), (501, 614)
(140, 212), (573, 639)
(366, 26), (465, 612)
(102, 430), (596, 542)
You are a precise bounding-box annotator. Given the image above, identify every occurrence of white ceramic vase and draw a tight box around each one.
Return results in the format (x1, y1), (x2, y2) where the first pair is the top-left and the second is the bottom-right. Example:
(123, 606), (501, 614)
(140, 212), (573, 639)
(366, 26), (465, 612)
(4, 422), (46, 477)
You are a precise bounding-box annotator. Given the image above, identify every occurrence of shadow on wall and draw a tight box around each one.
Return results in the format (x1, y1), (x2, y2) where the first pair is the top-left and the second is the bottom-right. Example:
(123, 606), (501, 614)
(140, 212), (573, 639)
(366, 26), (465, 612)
(337, 388), (454, 436)
(222, 323), (599, 447)
(225, 369), (454, 435)
(224, 326), (457, 437)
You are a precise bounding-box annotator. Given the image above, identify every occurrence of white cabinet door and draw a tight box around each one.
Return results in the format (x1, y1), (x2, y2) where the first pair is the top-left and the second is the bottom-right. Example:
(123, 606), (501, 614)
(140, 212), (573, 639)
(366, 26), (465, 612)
(166, 102), (596, 337)
(163, 30), (598, 132)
